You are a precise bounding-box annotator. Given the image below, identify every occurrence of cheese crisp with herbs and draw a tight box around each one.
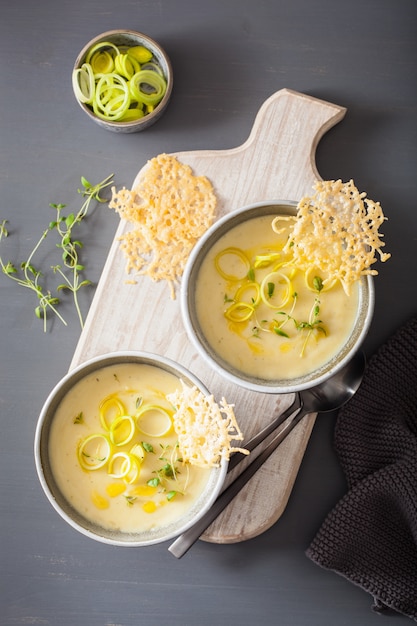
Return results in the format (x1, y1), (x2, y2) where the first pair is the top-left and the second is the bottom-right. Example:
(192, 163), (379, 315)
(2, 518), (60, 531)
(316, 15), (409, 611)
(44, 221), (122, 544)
(168, 381), (247, 468)
(283, 179), (391, 295)
(109, 154), (217, 298)
(48, 363), (243, 534)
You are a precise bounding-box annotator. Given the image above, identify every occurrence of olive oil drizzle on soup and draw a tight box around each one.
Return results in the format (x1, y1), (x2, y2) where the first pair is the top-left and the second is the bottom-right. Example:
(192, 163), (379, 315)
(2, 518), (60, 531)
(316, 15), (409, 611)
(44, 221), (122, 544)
(195, 215), (359, 381)
(48, 364), (212, 534)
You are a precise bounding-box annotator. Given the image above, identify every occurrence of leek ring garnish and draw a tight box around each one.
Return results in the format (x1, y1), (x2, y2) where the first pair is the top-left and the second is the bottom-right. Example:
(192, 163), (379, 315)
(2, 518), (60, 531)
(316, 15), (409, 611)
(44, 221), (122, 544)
(85, 41), (120, 64)
(109, 414), (136, 446)
(93, 73), (131, 121)
(108, 452), (141, 483)
(114, 53), (140, 79)
(140, 61), (164, 75)
(129, 69), (167, 105)
(72, 63), (95, 104)
(234, 281), (261, 307)
(260, 271), (292, 309)
(108, 451), (132, 478)
(224, 301), (255, 322)
(99, 395), (127, 431)
(271, 215), (297, 235)
(214, 247), (251, 281)
(123, 455), (141, 484)
(89, 50), (114, 74)
(130, 443), (145, 463)
(77, 433), (112, 471)
(253, 252), (282, 269)
(136, 404), (173, 437)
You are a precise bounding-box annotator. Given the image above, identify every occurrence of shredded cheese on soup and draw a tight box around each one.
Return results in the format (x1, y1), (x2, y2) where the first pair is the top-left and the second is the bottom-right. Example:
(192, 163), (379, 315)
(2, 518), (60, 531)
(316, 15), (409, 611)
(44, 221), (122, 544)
(109, 154), (217, 298)
(168, 382), (248, 468)
(277, 179), (391, 295)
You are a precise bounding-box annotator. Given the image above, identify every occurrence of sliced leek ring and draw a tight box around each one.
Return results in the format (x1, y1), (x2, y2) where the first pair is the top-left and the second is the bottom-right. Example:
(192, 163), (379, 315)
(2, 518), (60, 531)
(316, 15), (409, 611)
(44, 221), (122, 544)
(90, 50), (114, 74)
(136, 405), (173, 437)
(114, 52), (140, 79)
(99, 395), (127, 431)
(130, 443), (145, 462)
(235, 281), (261, 307)
(108, 451), (131, 479)
(77, 433), (112, 471)
(72, 63), (95, 104)
(253, 251), (282, 269)
(107, 452), (141, 484)
(109, 414), (136, 446)
(260, 271), (292, 309)
(214, 247), (251, 281)
(85, 41), (120, 64)
(129, 69), (167, 106)
(224, 301), (255, 322)
(123, 455), (141, 485)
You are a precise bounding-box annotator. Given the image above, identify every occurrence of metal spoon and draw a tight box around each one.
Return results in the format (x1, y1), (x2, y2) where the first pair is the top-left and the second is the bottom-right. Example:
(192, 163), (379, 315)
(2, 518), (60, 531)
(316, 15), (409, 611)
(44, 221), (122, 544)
(168, 349), (366, 558)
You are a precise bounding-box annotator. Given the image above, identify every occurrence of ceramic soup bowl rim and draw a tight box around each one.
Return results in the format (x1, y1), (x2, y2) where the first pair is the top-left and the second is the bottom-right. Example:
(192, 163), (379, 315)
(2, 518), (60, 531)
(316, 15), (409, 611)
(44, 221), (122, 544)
(34, 350), (228, 547)
(181, 199), (374, 394)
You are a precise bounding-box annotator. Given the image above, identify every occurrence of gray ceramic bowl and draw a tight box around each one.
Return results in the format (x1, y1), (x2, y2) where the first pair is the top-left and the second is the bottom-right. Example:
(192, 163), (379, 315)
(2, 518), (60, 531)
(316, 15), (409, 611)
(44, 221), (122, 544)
(181, 201), (374, 394)
(34, 351), (227, 546)
(72, 30), (173, 133)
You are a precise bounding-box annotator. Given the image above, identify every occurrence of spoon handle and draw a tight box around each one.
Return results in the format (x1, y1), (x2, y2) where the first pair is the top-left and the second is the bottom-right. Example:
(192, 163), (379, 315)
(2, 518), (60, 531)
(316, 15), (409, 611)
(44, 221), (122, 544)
(168, 407), (306, 559)
(227, 395), (301, 472)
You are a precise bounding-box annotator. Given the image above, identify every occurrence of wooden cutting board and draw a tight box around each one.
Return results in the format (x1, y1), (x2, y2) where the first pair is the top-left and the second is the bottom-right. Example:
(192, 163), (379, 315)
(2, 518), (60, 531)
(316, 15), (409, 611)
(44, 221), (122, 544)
(70, 88), (346, 543)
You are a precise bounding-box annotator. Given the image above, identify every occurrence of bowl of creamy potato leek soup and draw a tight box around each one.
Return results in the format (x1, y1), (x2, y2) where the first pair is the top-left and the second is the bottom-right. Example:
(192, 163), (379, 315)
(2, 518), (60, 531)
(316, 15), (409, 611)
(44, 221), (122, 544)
(34, 352), (243, 546)
(181, 182), (388, 394)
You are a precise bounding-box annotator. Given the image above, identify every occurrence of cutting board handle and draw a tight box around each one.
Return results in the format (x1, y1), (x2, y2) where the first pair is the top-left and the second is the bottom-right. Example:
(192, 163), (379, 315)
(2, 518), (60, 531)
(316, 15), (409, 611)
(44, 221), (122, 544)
(173, 88), (347, 206)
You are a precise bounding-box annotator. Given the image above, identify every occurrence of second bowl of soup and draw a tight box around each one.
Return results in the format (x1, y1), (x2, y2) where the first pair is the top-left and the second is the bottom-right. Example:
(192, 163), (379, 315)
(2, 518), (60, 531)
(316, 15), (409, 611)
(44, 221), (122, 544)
(181, 201), (374, 394)
(34, 352), (229, 546)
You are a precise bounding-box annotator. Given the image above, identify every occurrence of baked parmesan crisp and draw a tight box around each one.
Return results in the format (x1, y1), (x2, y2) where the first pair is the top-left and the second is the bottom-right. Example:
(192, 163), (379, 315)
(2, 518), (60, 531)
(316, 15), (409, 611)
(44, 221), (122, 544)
(109, 153), (217, 298)
(168, 382), (248, 468)
(279, 179), (390, 294)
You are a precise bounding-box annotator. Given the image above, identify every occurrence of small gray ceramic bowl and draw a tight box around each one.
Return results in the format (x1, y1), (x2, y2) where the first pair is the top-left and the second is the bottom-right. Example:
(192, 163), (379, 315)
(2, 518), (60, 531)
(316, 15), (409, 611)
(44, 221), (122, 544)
(34, 351), (227, 546)
(72, 30), (173, 133)
(181, 201), (374, 395)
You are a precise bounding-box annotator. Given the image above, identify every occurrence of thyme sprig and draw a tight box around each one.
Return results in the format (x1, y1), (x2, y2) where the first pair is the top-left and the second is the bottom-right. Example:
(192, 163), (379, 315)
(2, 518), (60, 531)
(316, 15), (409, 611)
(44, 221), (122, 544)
(0, 220), (66, 331)
(0, 174), (113, 331)
(273, 276), (326, 356)
(147, 443), (186, 501)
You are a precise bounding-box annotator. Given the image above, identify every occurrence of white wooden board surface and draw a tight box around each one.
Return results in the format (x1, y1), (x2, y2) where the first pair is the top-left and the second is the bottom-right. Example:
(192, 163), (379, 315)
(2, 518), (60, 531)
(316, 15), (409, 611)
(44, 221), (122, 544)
(70, 88), (346, 543)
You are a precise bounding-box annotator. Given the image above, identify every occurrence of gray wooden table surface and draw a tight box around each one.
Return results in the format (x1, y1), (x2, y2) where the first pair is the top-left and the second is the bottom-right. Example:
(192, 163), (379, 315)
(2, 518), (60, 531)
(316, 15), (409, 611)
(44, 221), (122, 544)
(1, 1), (416, 624)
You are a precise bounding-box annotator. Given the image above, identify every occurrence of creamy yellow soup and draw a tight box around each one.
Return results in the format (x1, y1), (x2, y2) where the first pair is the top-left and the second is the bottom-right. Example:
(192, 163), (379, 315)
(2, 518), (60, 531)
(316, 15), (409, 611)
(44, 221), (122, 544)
(195, 214), (360, 381)
(48, 363), (211, 534)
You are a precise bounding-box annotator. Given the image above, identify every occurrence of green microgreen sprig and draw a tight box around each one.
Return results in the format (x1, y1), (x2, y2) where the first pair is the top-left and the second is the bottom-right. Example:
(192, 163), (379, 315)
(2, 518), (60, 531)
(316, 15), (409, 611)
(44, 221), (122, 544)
(146, 443), (186, 501)
(0, 220), (65, 331)
(273, 277), (326, 356)
(0, 173), (113, 331)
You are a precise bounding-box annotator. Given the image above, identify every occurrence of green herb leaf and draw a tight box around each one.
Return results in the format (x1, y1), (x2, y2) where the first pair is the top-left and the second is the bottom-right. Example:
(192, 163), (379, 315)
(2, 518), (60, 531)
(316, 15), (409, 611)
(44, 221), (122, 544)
(274, 327), (289, 338)
(313, 276), (323, 293)
(73, 412), (84, 424)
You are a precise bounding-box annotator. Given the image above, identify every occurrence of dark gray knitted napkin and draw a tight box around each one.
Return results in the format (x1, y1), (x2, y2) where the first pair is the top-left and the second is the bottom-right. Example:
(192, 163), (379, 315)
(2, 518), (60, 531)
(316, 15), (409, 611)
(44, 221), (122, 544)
(306, 317), (417, 621)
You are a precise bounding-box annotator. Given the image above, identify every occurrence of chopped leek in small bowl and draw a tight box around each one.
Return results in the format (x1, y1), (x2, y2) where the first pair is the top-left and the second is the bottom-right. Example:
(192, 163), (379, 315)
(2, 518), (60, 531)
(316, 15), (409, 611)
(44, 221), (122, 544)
(72, 30), (173, 133)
